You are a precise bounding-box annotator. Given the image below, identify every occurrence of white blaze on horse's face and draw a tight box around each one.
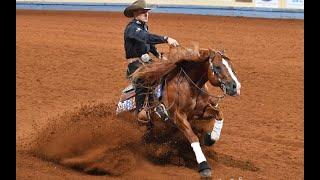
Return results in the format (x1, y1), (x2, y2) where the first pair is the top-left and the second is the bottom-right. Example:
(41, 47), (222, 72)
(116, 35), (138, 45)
(222, 58), (241, 96)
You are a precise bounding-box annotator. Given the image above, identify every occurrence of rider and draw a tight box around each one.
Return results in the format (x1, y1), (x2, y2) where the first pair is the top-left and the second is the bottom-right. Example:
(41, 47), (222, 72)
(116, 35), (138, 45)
(123, 0), (179, 121)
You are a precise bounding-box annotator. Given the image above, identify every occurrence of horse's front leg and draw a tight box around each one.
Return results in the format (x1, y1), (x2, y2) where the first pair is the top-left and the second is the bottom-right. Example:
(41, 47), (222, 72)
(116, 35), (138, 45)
(174, 111), (212, 178)
(203, 102), (224, 146)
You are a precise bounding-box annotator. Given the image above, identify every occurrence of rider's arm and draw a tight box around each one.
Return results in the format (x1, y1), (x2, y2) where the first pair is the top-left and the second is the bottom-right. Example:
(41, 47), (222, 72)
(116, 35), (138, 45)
(126, 24), (167, 45)
(150, 44), (161, 58)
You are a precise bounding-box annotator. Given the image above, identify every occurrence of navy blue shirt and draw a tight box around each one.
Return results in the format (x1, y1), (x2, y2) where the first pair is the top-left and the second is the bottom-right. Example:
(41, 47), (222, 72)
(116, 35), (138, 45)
(124, 19), (167, 59)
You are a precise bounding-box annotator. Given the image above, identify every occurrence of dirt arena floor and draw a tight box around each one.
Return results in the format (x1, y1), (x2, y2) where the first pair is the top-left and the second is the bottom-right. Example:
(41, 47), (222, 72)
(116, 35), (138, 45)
(16, 10), (304, 179)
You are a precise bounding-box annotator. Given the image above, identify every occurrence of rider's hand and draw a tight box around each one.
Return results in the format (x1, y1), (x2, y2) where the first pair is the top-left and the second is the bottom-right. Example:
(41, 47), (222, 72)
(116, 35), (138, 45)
(166, 37), (179, 47)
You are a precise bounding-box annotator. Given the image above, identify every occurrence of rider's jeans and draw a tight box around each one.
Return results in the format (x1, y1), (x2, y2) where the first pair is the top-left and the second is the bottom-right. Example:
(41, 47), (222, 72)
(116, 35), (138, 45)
(126, 61), (147, 112)
(134, 78), (147, 112)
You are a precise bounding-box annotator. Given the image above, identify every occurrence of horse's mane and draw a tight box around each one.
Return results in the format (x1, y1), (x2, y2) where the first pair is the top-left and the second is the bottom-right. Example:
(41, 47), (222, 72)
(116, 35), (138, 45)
(131, 46), (211, 85)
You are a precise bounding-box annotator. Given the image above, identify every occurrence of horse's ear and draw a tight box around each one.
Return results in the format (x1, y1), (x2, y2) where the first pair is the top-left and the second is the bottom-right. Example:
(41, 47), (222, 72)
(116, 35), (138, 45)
(219, 49), (231, 60)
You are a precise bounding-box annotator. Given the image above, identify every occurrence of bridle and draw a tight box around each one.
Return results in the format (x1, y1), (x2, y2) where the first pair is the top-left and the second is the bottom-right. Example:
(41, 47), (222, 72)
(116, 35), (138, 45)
(210, 51), (229, 94)
(180, 67), (226, 101)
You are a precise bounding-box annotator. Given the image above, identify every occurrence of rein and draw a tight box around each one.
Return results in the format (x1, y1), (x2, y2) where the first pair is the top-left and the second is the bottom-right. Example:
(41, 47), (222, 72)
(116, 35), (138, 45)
(180, 68), (226, 102)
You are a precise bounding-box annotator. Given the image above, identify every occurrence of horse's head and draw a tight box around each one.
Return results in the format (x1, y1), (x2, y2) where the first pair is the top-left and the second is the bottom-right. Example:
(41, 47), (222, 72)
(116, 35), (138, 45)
(204, 49), (241, 96)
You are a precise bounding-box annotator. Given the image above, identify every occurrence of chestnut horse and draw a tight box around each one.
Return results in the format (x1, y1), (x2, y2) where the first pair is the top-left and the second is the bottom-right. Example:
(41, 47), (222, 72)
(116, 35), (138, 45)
(129, 46), (241, 178)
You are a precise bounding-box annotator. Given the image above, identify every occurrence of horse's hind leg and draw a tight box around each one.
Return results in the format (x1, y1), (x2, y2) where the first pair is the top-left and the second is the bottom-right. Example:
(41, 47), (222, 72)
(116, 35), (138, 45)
(174, 111), (212, 178)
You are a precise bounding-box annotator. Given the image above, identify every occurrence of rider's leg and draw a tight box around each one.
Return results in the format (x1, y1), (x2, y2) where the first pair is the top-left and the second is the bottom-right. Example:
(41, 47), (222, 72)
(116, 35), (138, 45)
(126, 61), (148, 121)
(134, 78), (147, 112)
(126, 61), (141, 79)
(134, 78), (148, 121)
(126, 61), (145, 111)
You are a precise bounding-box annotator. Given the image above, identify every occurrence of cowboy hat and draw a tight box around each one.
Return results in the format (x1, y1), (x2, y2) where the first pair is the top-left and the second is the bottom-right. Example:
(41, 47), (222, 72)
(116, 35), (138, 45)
(124, 0), (151, 18)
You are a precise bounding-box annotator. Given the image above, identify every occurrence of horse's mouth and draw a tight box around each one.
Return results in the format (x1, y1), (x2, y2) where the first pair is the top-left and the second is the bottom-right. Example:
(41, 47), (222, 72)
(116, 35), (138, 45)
(231, 92), (240, 96)
(224, 87), (240, 97)
(222, 83), (241, 97)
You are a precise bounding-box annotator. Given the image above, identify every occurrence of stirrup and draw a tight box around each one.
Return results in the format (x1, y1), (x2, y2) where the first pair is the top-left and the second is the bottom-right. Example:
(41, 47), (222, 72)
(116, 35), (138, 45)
(154, 103), (170, 122)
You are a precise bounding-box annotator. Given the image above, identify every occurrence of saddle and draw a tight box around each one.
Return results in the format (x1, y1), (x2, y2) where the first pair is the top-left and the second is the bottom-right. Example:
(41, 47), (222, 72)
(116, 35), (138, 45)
(116, 80), (168, 122)
(120, 84), (136, 102)
(116, 82), (163, 113)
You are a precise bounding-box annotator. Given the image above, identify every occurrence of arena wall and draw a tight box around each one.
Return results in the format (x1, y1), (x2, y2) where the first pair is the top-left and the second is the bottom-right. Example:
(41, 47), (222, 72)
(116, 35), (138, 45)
(16, 0), (304, 19)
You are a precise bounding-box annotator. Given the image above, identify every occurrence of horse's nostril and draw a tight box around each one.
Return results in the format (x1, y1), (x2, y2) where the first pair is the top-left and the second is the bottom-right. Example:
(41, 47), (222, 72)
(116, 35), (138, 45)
(232, 83), (236, 90)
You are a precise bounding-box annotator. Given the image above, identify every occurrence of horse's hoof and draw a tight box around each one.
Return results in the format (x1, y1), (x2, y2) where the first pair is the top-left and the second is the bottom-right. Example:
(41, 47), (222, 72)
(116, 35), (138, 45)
(199, 169), (212, 178)
(204, 132), (216, 146)
(199, 161), (211, 178)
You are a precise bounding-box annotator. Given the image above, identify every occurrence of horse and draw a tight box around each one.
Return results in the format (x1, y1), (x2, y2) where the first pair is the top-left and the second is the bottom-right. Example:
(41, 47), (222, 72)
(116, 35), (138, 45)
(117, 46), (241, 178)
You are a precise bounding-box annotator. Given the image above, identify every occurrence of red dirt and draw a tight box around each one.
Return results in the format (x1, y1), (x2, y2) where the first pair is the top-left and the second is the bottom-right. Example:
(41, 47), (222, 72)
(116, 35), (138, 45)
(16, 10), (304, 179)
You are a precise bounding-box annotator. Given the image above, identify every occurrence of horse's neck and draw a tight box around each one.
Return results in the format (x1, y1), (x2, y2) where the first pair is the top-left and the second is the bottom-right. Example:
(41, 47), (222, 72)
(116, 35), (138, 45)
(183, 61), (208, 88)
(161, 61), (208, 110)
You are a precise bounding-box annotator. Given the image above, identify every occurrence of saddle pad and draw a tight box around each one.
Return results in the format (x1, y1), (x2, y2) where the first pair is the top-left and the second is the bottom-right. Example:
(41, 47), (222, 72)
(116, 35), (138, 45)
(116, 97), (136, 115)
